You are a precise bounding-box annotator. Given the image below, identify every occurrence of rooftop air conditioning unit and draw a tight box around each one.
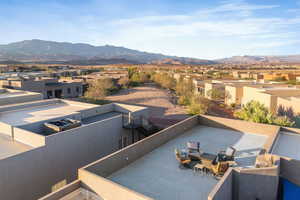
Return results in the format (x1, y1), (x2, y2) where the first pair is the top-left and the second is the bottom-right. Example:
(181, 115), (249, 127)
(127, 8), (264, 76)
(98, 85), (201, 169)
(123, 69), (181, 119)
(44, 118), (81, 133)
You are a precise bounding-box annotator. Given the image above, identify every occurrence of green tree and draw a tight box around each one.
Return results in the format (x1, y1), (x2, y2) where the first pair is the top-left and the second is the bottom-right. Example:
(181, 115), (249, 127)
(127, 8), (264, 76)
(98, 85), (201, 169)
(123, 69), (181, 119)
(139, 72), (150, 83)
(206, 88), (228, 101)
(118, 77), (129, 88)
(130, 73), (141, 83)
(152, 73), (176, 90)
(187, 95), (211, 115)
(234, 100), (295, 127)
(85, 78), (113, 100)
(128, 67), (137, 79)
(178, 96), (190, 106)
(234, 101), (273, 124)
(176, 77), (194, 97)
(273, 116), (295, 127)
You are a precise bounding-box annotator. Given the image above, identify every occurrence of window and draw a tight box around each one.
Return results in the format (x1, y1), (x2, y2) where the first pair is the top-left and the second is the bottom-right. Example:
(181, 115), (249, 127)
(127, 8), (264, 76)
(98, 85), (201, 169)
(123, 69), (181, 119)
(76, 86), (80, 93)
(67, 88), (71, 94)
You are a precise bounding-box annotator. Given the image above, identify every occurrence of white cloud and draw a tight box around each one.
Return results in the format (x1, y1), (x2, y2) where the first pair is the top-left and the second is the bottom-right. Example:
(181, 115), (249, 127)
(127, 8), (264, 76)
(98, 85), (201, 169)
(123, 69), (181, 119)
(88, 0), (300, 59)
(30, 0), (294, 59)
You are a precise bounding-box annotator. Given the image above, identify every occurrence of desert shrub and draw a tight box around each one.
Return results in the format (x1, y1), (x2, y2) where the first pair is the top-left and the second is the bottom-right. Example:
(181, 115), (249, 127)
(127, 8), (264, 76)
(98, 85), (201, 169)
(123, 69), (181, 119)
(234, 100), (295, 127)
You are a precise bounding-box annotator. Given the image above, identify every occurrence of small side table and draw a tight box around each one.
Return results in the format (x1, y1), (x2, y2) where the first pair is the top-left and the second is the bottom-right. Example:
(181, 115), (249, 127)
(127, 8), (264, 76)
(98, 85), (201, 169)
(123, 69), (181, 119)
(194, 163), (205, 174)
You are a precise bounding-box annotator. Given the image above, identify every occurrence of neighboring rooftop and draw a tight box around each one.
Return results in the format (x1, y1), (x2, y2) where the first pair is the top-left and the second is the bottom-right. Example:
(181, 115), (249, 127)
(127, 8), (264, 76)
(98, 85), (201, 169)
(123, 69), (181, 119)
(0, 98), (150, 200)
(262, 87), (298, 91)
(0, 88), (43, 106)
(108, 125), (267, 200)
(0, 100), (97, 126)
(0, 90), (31, 99)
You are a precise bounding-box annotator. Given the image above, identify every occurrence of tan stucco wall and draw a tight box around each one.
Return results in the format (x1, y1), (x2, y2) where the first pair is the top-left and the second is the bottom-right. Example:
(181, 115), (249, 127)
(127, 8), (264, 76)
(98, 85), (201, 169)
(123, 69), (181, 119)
(234, 166), (279, 200)
(208, 168), (233, 200)
(209, 165), (279, 200)
(225, 85), (243, 105)
(241, 87), (279, 113)
(277, 97), (300, 115)
(79, 169), (153, 200)
(39, 180), (81, 200)
(198, 115), (280, 137)
(241, 85), (300, 113)
(13, 127), (45, 147)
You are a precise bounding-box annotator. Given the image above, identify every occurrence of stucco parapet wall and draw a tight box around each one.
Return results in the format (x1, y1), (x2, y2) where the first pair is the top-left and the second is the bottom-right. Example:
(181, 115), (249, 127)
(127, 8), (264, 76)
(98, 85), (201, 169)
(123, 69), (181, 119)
(59, 99), (100, 108)
(280, 126), (300, 134)
(198, 115), (280, 154)
(0, 88), (43, 97)
(235, 165), (279, 176)
(208, 167), (234, 200)
(81, 115), (199, 177)
(13, 127), (46, 147)
(279, 156), (300, 186)
(78, 169), (153, 200)
(113, 103), (148, 113)
(208, 160), (280, 200)
(0, 99), (61, 112)
(38, 180), (81, 200)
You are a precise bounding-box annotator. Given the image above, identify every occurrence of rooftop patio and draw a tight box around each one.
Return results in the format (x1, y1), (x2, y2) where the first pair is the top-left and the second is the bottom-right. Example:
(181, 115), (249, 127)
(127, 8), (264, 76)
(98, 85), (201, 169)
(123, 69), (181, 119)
(108, 125), (267, 200)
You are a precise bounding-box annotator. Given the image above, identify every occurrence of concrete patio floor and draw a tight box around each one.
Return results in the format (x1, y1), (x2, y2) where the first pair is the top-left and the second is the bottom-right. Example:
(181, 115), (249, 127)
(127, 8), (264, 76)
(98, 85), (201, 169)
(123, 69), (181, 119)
(109, 125), (267, 200)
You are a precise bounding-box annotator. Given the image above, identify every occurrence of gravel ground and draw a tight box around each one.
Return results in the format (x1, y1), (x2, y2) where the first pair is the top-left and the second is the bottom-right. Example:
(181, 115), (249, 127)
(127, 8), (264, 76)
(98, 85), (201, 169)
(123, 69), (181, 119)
(106, 84), (189, 128)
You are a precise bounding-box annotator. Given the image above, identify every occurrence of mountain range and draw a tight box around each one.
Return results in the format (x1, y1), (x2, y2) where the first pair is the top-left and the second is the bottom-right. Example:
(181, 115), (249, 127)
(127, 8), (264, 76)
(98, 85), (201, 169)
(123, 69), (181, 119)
(217, 55), (300, 64)
(0, 40), (215, 65)
(0, 39), (300, 65)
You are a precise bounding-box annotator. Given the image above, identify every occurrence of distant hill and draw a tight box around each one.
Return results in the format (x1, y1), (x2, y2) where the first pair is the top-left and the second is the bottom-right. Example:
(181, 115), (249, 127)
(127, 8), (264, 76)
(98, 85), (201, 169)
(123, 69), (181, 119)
(218, 55), (300, 64)
(0, 39), (215, 65)
(151, 58), (215, 65)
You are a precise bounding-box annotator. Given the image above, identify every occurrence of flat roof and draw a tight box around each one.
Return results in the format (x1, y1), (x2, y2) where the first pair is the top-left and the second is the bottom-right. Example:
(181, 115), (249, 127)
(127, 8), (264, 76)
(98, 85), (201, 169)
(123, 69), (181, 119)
(0, 133), (32, 160)
(260, 87), (298, 92)
(278, 96), (300, 100)
(0, 90), (38, 99)
(108, 125), (267, 200)
(0, 102), (88, 126)
(0, 91), (26, 99)
(272, 132), (300, 160)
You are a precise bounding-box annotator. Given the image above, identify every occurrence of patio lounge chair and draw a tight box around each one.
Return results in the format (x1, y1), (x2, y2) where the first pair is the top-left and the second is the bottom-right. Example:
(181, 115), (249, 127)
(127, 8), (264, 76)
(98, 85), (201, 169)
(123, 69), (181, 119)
(217, 146), (236, 162)
(175, 149), (192, 169)
(225, 146), (236, 161)
(187, 141), (200, 153)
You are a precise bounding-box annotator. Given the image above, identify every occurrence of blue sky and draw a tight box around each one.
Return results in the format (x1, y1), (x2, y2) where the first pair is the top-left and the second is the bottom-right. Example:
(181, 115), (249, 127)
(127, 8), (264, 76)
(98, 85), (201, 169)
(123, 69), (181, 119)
(1, 0), (300, 59)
